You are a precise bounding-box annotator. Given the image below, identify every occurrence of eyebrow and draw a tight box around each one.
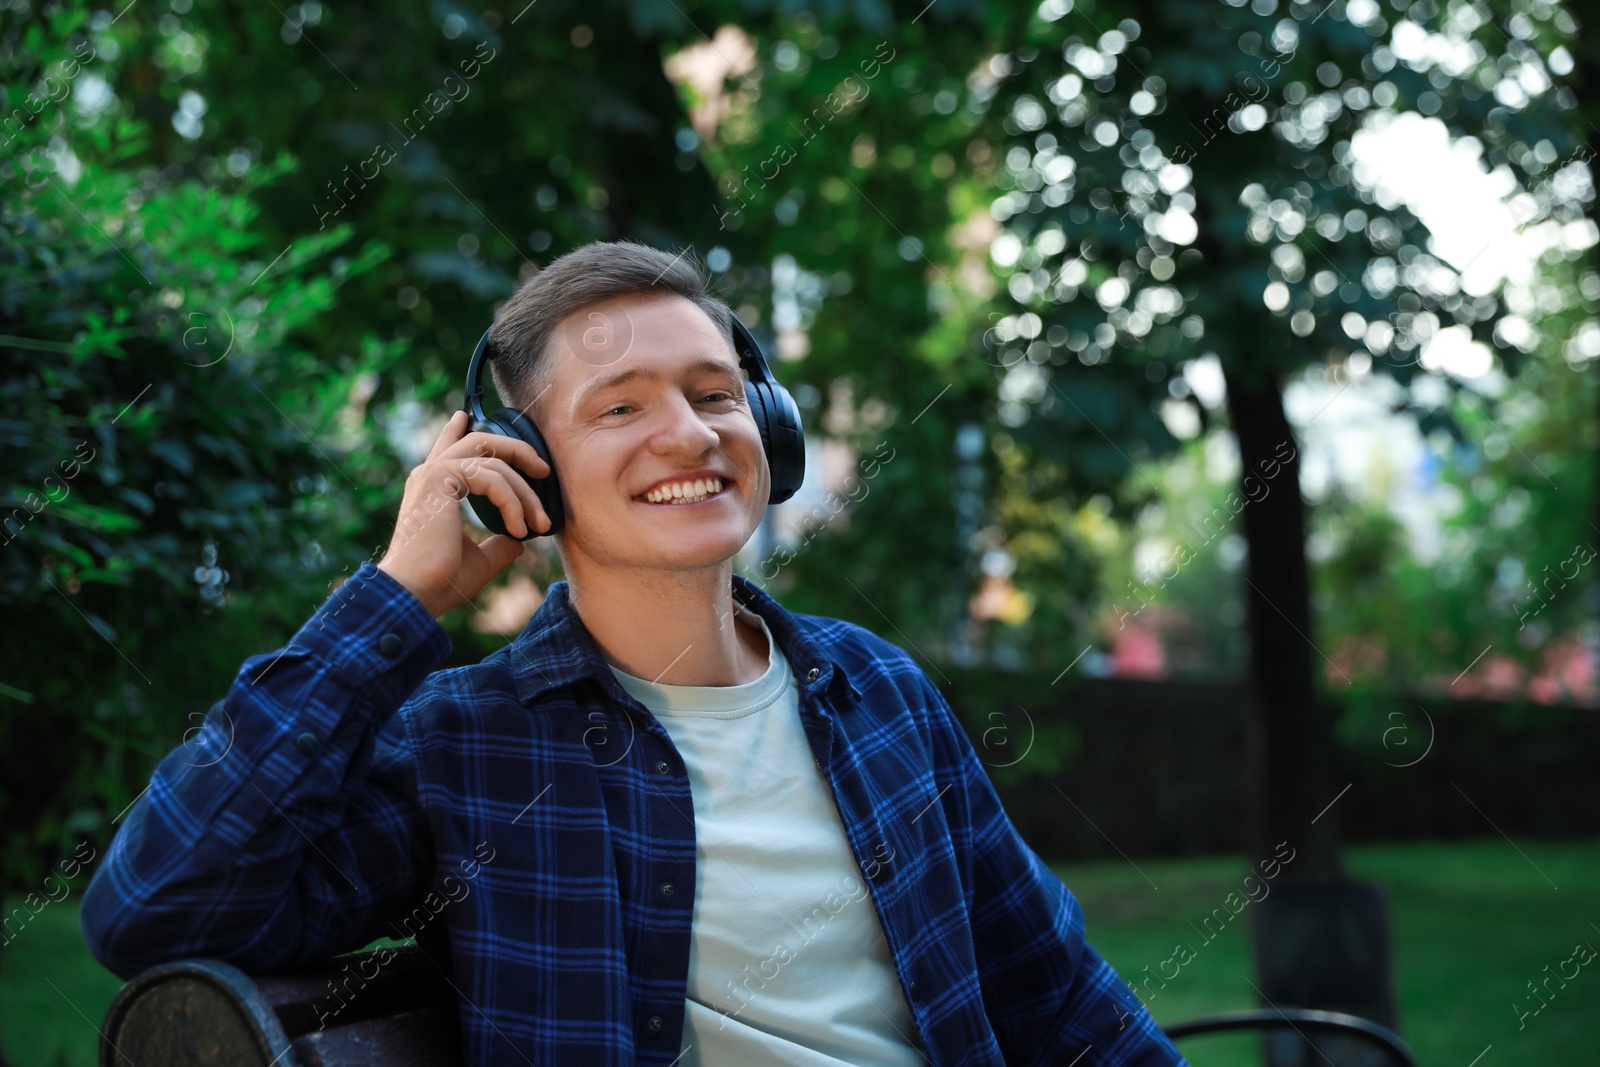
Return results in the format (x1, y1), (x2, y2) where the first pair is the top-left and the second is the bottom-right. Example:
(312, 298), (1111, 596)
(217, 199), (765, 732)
(571, 358), (744, 410)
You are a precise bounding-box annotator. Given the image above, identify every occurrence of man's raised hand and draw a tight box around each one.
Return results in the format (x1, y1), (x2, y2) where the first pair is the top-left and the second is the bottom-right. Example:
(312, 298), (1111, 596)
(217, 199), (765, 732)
(377, 411), (552, 619)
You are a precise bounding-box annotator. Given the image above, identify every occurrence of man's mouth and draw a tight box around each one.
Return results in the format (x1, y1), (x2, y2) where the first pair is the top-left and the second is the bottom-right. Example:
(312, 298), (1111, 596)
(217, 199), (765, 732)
(636, 476), (729, 506)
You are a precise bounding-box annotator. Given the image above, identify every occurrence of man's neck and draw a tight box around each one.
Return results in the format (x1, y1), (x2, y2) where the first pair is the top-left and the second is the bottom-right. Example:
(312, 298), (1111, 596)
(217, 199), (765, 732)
(565, 559), (770, 687)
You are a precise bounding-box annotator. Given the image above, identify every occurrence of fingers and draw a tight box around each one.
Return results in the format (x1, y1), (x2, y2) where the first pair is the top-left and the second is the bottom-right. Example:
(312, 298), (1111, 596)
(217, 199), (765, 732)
(456, 456), (548, 537)
(482, 456), (548, 534)
(428, 411), (470, 463)
(444, 430), (550, 481)
(464, 467), (526, 537)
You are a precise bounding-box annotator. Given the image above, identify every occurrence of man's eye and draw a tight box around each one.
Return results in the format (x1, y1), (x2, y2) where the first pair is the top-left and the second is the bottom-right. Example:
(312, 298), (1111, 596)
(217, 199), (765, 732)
(606, 393), (733, 417)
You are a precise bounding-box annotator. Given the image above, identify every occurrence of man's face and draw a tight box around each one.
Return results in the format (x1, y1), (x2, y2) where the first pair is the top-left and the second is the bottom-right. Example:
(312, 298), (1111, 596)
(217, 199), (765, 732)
(534, 291), (770, 576)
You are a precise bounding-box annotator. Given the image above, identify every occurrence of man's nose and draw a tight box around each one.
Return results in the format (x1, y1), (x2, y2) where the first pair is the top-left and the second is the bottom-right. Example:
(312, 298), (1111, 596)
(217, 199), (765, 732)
(648, 392), (719, 454)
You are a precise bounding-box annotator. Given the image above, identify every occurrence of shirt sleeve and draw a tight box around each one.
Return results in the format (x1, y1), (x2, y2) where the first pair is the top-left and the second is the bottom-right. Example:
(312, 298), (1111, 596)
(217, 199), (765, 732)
(915, 669), (1189, 1067)
(80, 562), (453, 980)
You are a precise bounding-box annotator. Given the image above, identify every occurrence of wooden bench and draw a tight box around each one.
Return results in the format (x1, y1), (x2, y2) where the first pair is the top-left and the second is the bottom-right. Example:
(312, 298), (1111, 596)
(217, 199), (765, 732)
(98, 946), (1417, 1066)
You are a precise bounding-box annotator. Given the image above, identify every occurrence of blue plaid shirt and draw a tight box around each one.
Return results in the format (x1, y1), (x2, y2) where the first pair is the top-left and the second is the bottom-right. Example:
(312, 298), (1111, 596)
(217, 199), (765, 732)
(82, 562), (1186, 1066)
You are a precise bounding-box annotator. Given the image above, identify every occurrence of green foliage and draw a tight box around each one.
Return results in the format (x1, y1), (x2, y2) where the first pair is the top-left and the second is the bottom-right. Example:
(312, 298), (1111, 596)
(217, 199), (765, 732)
(0, 7), (395, 890)
(1089, 431), (1257, 677)
(1315, 303), (1598, 695)
(964, 0), (1591, 702)
(941, 666), (1083, 792)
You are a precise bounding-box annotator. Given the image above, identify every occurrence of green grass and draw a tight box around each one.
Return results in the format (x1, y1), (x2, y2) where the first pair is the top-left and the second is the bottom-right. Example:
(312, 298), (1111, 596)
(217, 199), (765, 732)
(1056, 838), (1600, 1066)
(2, 838), (1594, 1064)
(0, 897), (124, 1067)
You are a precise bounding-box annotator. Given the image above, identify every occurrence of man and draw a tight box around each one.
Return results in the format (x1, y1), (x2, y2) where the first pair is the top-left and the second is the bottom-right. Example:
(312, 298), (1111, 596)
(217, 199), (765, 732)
(82, 240), (1187, 1066)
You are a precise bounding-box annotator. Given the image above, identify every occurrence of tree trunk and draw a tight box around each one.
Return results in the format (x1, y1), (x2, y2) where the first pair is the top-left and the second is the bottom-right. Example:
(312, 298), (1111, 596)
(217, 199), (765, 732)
(1576, 38), (1600, 548)
(0, 926), (9, 1067)
(1224, 369), (1404, 1062)
(1222, 366), (1345, 882)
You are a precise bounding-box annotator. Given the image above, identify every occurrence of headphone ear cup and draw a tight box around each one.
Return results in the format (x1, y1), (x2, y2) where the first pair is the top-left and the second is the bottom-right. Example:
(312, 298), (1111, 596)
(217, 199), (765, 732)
(748, 381), (806, 505)
(728, 313), (805, 506)
(466, 408), (564, 539)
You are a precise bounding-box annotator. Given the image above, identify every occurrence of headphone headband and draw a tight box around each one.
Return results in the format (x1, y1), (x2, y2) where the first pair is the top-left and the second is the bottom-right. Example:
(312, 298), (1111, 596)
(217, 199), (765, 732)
(465, 328), (495, 426)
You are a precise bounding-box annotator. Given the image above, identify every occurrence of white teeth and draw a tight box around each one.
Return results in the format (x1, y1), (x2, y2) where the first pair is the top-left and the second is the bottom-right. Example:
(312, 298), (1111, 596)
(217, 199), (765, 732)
(645, 476), (723, 504)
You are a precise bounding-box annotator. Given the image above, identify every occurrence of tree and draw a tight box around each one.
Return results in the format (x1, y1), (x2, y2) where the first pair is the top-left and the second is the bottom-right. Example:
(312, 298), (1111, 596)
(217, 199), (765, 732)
(1567, 6), (1599, 551)
(969, 0), (1586, 1032)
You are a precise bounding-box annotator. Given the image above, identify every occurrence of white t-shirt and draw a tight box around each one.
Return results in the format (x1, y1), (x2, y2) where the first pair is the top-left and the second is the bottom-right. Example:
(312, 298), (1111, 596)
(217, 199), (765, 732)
(606, 604), (927, 1066)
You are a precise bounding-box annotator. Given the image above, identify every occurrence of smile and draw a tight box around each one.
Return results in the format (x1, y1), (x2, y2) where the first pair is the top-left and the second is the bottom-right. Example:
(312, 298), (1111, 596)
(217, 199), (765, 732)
(637, 476), (729, 506)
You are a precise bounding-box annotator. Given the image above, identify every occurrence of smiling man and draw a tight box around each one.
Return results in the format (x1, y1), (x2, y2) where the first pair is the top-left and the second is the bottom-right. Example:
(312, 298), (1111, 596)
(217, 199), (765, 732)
(81, 240), (1187, 1067)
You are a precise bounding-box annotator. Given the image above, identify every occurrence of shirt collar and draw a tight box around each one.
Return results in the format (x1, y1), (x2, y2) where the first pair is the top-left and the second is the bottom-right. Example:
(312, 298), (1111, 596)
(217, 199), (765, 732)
(509, 573), (862, 709)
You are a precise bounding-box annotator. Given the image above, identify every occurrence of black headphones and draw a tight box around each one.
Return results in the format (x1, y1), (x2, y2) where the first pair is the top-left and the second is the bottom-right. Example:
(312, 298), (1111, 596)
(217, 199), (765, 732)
(463, 310), (806, 540)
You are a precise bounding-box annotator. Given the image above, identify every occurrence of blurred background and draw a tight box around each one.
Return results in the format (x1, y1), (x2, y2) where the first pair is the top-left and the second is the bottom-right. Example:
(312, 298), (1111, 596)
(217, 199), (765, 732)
(0, 0), (1595, 1063)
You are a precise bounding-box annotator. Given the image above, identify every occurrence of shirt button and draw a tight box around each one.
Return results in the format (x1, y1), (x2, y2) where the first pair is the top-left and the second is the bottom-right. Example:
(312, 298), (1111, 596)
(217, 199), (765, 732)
(295, 732), (318, 757)
(908, 979), (920, 998)
(660, 881), (675, 897)
(807, 667), (820, 682)
(379, 632), (403, 657)
(647, 1014), (664, 1032)
(654, 759), (670, 774)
